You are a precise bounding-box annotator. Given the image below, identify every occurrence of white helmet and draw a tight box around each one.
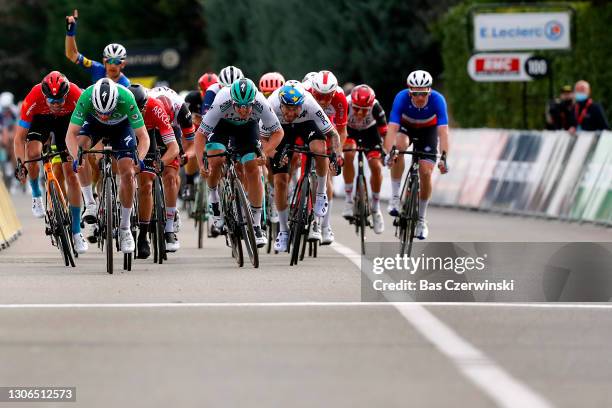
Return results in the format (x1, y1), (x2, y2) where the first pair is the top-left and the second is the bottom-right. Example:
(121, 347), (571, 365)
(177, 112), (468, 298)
(302, 72), (317, 83)
(103, 43), (127, 60)
(311, 70), (338, 95)
(407, 70), (433, 88)
(285, 79), (304, 90)
(0, 92), (14, 108)
(219, 66), (244, 87)
(92, 78), (119, 114)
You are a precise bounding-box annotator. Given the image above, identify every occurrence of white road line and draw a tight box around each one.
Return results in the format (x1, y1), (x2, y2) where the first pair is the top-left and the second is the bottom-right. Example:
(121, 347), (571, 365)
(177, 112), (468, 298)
(330, 241), (554, 408)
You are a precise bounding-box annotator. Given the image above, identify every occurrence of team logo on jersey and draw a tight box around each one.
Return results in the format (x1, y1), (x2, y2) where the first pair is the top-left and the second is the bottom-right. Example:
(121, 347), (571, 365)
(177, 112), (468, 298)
(129, 104), (135, 111)
(220, 100), (232, 112)
(253, 100), (264, 114)
(131, 113), (139, 120)
(83, 57), (92, 68)
(124, 135), (133, 144)
(315, 110), (329, 125)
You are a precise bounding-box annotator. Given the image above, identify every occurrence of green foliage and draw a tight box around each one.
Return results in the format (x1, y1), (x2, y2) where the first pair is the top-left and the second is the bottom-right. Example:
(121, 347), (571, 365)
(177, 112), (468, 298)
(202, 0), (461, 109)
(439, 1), (612, 128)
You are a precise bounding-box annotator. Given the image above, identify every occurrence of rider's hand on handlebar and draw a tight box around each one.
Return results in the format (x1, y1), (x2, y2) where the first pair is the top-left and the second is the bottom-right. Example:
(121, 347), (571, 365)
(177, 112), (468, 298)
(15, 160), (27, 183)
(438, 152), (449, 174)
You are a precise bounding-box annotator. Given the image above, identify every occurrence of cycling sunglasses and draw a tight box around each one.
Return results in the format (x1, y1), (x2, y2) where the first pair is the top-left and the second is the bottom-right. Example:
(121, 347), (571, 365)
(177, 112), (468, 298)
(232, 102), (254, 109)
(410, 91), (430, 97)
(104, 57), (124, 65)
(47, 97), (65, 104)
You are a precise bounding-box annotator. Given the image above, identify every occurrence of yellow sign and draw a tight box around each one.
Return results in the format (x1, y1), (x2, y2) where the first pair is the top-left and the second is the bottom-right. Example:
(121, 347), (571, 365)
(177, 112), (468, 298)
(129, 76), (158, 88)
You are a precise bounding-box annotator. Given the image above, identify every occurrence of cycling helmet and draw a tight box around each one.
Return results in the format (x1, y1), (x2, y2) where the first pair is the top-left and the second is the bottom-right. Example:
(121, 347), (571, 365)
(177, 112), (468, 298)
(302, 72), (317, 83)
(279, 84), (305, 106)
(219, 66), (244, 87)
(311, 70), (338, 95)
(407, 70), (433, 88)
(184, 90), (202, 114)
(198, 72), (218, 93)
(0, 91), (14, 108)
(103, 43), (127, 60)
(92, 78), (119, 114)
(128, 84), (148, 111)
(350, 84), (375, 108)
(230, 78), (257, 106)
(41, 71), (70, 100)
(259, 72), (285, 94)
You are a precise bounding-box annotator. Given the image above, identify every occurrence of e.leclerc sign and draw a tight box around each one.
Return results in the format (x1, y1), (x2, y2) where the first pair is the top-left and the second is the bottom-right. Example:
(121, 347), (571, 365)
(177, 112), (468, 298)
(474, 12), (571, 51)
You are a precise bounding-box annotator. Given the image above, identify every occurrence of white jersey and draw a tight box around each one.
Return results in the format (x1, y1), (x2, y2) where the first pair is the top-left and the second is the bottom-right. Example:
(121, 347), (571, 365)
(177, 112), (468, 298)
(149, 86), (185, 127)
(264, 89), (333, 135)
(199, 86), (281, 134)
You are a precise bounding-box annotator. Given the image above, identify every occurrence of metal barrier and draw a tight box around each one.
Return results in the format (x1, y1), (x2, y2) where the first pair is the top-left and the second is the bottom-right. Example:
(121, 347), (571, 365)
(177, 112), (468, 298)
(0, 179), (22, 250)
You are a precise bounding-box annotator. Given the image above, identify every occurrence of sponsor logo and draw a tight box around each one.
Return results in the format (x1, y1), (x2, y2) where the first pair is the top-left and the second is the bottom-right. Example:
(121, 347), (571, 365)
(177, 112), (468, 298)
(545, 20), (563, 41)
(475, 56), (520, 74)
(316, 110), (329, 125)
(131, 113), (139, 120)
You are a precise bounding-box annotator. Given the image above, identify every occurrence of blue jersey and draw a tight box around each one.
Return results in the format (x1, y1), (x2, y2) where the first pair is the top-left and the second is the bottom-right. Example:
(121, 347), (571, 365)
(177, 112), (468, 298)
(76, 54), (130, 87)
(389, 89), (448, 129)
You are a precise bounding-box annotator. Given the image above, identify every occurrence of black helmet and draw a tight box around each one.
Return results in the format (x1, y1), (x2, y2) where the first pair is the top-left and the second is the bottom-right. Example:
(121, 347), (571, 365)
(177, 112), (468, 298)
(184, 90), (202, 114)
(128, 83), (148, 111)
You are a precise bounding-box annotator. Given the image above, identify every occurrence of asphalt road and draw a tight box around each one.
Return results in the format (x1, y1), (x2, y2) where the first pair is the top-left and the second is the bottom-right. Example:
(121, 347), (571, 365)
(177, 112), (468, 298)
(1, 191), (611, 407)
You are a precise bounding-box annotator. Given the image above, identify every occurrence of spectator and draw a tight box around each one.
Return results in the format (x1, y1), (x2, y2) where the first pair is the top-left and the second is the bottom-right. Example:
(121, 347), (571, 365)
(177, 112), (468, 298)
(545, 85), (573, 130)
(342, 82), (355, 96)
(571, 80), (610, 132)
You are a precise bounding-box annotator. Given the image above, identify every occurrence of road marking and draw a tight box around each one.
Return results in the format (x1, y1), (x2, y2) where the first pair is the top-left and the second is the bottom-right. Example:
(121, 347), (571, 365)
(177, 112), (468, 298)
(331, 241), (554, 408)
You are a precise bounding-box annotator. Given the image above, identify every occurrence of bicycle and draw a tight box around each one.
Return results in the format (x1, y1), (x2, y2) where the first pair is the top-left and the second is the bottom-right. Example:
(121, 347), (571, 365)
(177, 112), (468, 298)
(204, 148), (259, 268)
(147, 148), (167, 264)
(191, 174), (210, 249)
(282, 144), (334, 266)
(264, 178), (278, 254)
(78, 143), (138, 274)
(390, 147), (438, 257)
(343, 146), (381, 255)
(20, 147), (76, 267)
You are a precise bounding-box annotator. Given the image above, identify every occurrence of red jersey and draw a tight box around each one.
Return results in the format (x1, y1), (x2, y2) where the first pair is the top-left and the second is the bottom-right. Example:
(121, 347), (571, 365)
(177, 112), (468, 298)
(18, 83), (81, 129)
(142, 97), (176, 145)
(306, 85), (348, 128)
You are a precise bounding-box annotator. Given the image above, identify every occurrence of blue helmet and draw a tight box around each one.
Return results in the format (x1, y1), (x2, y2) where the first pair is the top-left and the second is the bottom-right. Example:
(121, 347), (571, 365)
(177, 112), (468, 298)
(278, 84), (305, 106)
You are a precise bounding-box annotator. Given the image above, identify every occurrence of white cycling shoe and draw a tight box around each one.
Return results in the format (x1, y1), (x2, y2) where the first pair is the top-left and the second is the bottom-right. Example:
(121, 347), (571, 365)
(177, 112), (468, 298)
(321, 226), (334, 245)
(387, 196), (400, 217)
(274, 231), (289, 252)
(82, 202), (97, 224)
(119, 228), (135, 253)
(415, 219), (429, 240)
(254, 226), (267, 248)
(73, 233), (89, 254)
(372, 210), (384, 234)
(314, 193), (328, 217)
(308, 221), (322, 242)
(32, 197), (45, 218)
(174, 210), (181, 233)
(342, 201), (353, 219)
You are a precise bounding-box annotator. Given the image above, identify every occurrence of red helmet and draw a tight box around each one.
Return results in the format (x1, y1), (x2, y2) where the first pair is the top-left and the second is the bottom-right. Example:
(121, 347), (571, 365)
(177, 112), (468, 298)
(198, 72), (219, 94)
(259, 72), (285, 94)
(350, 84), (376, 108)
(41, 71), (70, 99)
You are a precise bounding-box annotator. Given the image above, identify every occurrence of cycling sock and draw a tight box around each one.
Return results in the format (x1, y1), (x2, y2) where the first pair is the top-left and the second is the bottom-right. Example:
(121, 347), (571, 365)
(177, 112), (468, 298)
(344, 183), (353, 203)
(120, 207), (132, 229)
(316, 176), (327, 195)
(372, 192), (380, 211)
(81, 184), (95, 205)
(208, 185), (219, 203)
(279, 209), (289, 232)
(30, 178), (41, 198)
(186, 173), (195, 185)
(70, 206), (81, 234)
(418, 199), (429, 221)
(138, 222), (149, 240)
(165, 207), (176, 233)
(322, 200), (332, 228)
(391, 179), (401, 198)
(251, 206), (262, 228)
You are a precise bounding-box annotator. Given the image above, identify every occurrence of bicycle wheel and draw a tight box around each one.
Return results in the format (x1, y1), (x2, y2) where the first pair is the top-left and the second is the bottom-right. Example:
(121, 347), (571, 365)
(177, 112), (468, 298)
(104, 177), (114, 274)
(400, 177), (419, 257)
(154, 177), (166, 264)
(235, 181), (259, 268)
(226, 187), (244, 267)
(195, 178), (207, 249)
(290, 176), (308, 266)
(48, 182), (75, 267)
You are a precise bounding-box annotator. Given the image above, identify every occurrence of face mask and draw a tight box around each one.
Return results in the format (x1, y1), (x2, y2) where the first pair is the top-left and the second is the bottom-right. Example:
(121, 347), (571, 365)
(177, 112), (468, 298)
(575, 92), (588, 102)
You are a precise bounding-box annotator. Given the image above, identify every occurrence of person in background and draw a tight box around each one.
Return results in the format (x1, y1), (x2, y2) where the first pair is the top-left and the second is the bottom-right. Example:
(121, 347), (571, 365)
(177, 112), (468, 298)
(342, 82), (355, 97)
(570, 80), (610, 132)
(545, 85), (573, 130)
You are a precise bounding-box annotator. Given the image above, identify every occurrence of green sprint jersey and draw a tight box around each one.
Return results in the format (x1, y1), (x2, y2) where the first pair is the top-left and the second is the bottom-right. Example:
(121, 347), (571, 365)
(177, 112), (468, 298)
(70, 84), (145, 128)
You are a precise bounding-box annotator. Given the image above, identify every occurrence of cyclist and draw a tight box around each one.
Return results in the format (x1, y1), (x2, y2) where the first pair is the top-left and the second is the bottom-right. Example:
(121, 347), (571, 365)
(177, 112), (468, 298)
(342, 84), (387, 234)
(384, 70), (449, 240)
(13, 71), (89, 253)
(65, 78), (150, 253)
(128, 84), (180, 257)
(304, 70), (347, 245)
(194, 78), (284, 247)
(148, 86), (196, 236)
(265, 83), (341, 252)
(302, 72), (317, 90)
(198, 72), (219, 96)
(64, 9), (130, 87)
(201, 65), (244, 114)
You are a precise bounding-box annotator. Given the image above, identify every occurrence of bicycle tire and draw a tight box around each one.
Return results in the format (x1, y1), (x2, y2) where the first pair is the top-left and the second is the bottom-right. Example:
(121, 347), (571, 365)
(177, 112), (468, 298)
(400, 176), (419, 257)
(227, 185), (244, 267)
(49, 182), (75, 267)
(105, 177), (114, 274)
(196, 178), (207, 249)
(357, 174), (367, 255)
(154, 177), (166, 264)
(235, 181), (259, 268)
(290, 176), (308, 266)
